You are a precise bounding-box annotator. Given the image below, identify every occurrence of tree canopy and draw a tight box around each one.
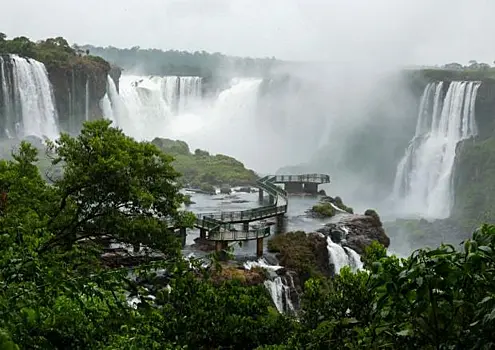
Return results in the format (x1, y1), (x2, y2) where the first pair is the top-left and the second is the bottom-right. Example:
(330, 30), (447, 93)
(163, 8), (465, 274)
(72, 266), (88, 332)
(0, 120), (494, 349)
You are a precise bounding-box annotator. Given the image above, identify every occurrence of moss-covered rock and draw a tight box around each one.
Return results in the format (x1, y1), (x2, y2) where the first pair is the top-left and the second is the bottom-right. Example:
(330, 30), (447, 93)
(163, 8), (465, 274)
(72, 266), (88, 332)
(267, 231), (331, 285)
(210, 263), (268, 287)
(151, 138), (258, 188)
(308, 196), (353, 218)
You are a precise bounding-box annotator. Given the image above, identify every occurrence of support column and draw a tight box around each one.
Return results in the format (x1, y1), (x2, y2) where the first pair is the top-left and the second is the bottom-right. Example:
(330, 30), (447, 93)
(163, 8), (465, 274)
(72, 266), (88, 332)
(199, 228), (206, 239)
(276, 214), (285, 233)
(256, 237), (264, 257)
(285, 182), (304, 193)
(303, 182), (318, 195)
(179, 227), (187, 247)
(243, 222), (249, 231)
(269, 195), (275, 205)
(258, 189), (264, 202)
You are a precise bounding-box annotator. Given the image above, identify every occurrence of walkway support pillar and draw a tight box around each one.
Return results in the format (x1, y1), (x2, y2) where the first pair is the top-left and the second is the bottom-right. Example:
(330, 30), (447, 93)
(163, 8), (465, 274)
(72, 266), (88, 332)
(269, 195), (275, 205)
(285, 182), (304, 193)
(303, 182), (318, 194)
(276, 214), (285, 233)
(258, 189), (264, 202)
(199, 228), (206, 239)
(256, 237), (264, 257)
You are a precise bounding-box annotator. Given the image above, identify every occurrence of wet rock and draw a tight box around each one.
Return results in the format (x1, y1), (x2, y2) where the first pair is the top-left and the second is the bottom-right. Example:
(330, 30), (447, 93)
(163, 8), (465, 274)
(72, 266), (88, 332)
(237, 186), (252, 193)
(334, 213), (390, 254)
(317, 225), (345, 244)
(220, 186), (232, 194)
(191, 237), (216, 252)
(318, 189), (327, 196)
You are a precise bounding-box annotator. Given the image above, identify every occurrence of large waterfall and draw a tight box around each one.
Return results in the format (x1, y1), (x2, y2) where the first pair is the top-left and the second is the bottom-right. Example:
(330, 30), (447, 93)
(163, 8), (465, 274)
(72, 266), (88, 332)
(0, 55), (59, 139)
(392, 81), (481, 219)
(101, 74), (333, 172)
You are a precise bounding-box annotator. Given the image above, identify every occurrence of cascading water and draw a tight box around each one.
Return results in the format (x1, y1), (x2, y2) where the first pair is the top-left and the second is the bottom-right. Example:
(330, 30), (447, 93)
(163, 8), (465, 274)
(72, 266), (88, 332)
(0, 54), (59, 139)
(326, 235), (363, 274)
(392, 80), (481, 219)
(102, 74), (334, 172)
(244, 258), (296, 314)
(85, 79), (89, 122)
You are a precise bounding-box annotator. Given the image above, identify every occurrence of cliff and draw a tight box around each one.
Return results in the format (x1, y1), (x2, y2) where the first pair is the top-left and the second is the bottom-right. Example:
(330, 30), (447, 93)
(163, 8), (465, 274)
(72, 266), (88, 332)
(0, 35), (117, 135)
(46, 55), (110, 134)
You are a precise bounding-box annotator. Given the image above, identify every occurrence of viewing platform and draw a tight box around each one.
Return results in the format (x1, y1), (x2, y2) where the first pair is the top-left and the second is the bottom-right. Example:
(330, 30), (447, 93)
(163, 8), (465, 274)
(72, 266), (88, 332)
(177, 173), (330, 258)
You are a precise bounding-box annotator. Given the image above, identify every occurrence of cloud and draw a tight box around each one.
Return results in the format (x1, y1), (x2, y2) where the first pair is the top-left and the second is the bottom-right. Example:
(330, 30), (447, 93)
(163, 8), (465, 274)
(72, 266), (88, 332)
(2, 0), (495, 64)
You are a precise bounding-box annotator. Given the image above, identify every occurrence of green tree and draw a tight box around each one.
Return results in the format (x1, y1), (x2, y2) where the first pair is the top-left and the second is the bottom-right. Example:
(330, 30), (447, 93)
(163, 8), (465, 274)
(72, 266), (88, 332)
(42, 120), (194, 255)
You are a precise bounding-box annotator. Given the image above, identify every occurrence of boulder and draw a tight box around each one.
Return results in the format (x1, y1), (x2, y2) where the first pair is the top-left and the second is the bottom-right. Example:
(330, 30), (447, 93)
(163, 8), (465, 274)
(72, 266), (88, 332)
(326, 213), (390, 255)
(220, 186), (232, 195)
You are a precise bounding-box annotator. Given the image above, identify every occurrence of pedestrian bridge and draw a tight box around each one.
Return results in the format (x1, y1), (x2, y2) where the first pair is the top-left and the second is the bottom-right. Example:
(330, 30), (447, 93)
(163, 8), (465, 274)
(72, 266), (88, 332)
(181, 173), (330, 257)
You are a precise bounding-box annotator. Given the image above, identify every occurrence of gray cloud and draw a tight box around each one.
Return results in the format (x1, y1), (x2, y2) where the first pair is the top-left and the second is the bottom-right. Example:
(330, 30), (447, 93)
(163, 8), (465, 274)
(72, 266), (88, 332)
(3, 0), (495, 65)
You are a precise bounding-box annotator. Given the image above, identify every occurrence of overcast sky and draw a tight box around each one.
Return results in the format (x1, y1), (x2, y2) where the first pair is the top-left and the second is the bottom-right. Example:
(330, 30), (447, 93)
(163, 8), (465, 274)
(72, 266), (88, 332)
(3, 0), (494, 65)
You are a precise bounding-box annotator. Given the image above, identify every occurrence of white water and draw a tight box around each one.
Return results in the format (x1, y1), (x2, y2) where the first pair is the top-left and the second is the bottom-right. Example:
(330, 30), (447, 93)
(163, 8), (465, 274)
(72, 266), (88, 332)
(0, 56), (16, 137)
(101, 75), (332, 172)
(244, 258), (295, 314)
(392, 81), (481, 219)
(326, 236), (363, 274)
(85, 79), (89, 122)
(7, 55), (59, 139)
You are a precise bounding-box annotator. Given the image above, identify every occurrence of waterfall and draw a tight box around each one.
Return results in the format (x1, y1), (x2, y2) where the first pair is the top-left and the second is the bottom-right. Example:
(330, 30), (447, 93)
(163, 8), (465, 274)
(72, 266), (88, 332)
(244, 258), (296, 314)
(0, 56), (15, 138)
(392, 81), (481, 219)
(0, 55), (59, 139)
(264, 277), (295, 314)
(85, 78), (89, 122)
(326, 236), (363, 274)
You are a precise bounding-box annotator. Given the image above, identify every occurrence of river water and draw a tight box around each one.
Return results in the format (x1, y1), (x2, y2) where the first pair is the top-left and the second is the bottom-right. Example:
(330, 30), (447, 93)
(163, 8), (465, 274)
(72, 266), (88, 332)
(181, 188), (341, 258)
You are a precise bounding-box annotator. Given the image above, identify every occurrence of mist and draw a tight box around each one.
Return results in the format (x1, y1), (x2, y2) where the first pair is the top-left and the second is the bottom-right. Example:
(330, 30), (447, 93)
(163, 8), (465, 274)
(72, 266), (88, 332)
(3, 0), (495, 65)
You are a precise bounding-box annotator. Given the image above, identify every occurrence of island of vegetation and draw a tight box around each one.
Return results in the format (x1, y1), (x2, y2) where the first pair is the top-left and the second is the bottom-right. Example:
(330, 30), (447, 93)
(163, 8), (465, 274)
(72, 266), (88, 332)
(151, 137), (258, 192)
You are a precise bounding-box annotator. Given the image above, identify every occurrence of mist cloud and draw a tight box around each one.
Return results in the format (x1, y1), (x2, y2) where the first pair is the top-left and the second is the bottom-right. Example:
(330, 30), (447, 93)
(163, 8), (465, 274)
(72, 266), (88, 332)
(3, 0), (495, 65)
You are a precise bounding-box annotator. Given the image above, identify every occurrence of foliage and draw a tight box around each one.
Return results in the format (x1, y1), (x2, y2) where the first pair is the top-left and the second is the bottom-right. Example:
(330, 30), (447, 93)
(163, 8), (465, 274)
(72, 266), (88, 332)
(311, 202), (335, 217)
(0, 33), (110, 72)
(310, 196), (353, 218)
(78, 44), (281, 78)
(152, 137), (259, 188)
(2, 121), (495, 348)
(269, 224), (495, 349)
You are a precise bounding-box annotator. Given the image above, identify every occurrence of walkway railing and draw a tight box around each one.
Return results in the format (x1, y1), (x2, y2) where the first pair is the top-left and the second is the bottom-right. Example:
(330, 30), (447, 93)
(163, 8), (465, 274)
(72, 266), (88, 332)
(271, 173), (330, 184)
(191, 174), (327, 241)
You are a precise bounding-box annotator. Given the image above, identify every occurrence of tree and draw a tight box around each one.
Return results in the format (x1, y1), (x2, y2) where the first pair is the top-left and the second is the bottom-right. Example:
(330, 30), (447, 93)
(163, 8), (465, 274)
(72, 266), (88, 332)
(42, 120), (194, 256)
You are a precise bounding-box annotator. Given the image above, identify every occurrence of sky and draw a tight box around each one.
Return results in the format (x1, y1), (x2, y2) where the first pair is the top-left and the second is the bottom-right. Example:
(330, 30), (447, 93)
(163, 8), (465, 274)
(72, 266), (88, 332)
(3, 0), (495, 65)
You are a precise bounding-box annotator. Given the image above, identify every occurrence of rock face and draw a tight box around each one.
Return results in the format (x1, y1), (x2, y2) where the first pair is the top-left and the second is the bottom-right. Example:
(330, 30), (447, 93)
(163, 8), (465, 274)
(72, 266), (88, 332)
(46, 56), (111, 134)
(318, 210), (390, 255)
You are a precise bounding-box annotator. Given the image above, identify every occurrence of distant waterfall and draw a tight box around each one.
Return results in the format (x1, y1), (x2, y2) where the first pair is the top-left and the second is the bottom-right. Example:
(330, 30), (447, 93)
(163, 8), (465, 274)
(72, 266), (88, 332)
(0, 54), (59, 139)
(392, 81), (481, 219)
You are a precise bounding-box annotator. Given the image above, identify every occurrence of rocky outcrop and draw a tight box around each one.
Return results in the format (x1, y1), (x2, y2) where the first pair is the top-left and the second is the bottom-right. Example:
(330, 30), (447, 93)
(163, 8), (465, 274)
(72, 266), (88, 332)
(267, 231), (331, 284)
(46, 56), (111, 134)
(317, 210), (390, 255)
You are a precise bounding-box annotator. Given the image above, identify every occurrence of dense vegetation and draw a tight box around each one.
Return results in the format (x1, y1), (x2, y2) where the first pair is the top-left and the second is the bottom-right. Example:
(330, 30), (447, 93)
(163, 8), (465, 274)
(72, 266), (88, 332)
(310, 196), (354, 218)
(79, 44), (281, 78)
(0, 33), (109, 71)
(0, 120), (494, 348)
(151, 137), (259, 190)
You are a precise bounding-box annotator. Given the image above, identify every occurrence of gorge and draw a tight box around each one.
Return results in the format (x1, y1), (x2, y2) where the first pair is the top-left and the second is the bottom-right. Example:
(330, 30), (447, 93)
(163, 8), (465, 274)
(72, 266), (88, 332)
(2, 31), (495, 348)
